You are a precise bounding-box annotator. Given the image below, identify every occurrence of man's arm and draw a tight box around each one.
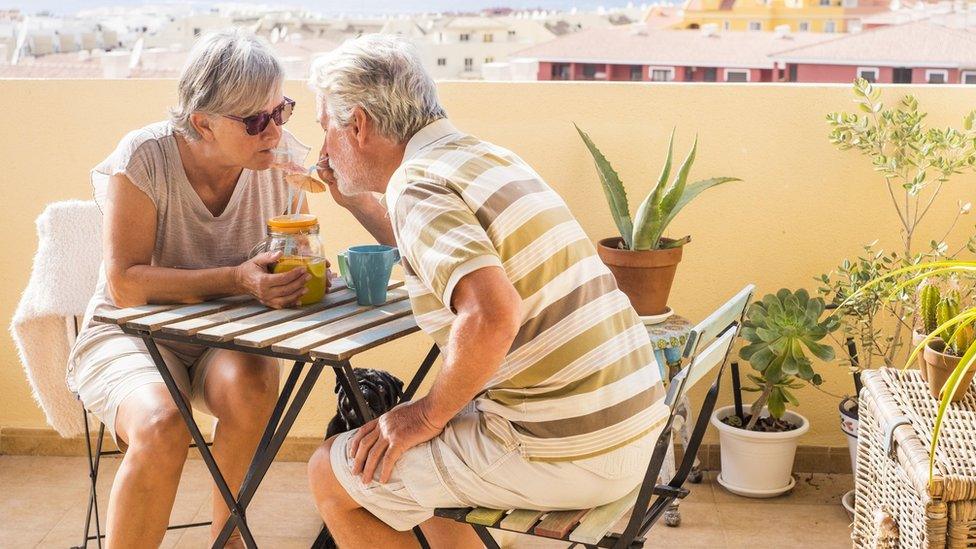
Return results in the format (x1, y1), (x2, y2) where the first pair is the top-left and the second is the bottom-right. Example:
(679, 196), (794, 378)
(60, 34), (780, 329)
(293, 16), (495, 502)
(342, 193), (396, 247)
(421, 266), (522, 426)
(348, 266), (522, 483)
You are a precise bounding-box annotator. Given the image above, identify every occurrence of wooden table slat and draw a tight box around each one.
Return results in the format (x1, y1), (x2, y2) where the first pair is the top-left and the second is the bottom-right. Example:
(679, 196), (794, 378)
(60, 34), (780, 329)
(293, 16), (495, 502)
(161, 304), (270, 336)
(309, 315), (420, 361)
(271, 299), (413, 354)
(196, 281), (402, 343)
(125, 296), (254, 331)
(235, 290), (408, 348)
(93, 303), (181, 325)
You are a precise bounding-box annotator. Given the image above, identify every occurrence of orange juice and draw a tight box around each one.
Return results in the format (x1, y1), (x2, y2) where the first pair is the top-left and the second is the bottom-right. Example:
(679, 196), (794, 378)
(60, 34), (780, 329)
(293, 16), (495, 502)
(273, 256), (327, 306)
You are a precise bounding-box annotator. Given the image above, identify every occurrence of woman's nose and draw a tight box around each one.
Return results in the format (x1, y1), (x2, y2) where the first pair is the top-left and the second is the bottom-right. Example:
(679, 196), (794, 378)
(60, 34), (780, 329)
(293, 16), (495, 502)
(263, 119), (283, 142)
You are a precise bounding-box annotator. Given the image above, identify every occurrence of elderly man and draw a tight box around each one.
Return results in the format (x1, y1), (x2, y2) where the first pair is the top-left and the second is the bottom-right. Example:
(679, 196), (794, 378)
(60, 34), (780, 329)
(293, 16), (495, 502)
(306, 34), (667, 548)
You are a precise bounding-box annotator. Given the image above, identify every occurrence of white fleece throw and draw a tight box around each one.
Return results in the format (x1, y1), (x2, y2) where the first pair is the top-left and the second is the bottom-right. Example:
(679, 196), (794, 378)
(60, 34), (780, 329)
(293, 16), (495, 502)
(10, 200), (102, 437)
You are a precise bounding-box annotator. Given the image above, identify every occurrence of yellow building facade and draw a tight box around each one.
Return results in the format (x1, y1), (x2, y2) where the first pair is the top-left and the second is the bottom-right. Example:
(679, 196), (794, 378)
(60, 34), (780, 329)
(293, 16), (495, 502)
(677, 0), (884, 33)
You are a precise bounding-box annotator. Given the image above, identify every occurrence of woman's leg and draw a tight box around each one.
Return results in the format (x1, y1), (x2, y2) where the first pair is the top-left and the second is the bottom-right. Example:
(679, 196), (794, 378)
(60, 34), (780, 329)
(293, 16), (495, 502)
(200, 350), (280, 548)
(108, 384), (192, 548)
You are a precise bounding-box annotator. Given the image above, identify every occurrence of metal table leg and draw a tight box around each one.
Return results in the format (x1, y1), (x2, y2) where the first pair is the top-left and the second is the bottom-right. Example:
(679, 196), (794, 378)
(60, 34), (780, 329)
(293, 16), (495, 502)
(211, 358), (327, 548)
(141, 336), (259, 549)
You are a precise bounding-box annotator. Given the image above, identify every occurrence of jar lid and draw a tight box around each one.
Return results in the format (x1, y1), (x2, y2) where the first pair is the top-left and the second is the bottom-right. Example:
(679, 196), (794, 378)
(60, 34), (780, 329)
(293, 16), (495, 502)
(268, 214), (318, 232)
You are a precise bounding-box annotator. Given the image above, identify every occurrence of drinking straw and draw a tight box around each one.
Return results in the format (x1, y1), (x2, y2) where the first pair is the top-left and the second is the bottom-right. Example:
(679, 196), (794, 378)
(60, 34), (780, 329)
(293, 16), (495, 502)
(295, 189), (306, 216)
(286, 186), (294, 217)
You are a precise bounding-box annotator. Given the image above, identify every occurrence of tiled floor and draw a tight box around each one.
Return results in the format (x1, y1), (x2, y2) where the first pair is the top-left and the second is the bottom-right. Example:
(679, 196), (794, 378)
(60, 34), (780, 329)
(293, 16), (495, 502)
(0, 455), (854, 548)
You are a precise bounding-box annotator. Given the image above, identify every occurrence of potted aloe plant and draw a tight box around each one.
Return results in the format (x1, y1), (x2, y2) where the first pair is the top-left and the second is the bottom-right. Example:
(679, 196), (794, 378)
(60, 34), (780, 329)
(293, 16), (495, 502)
(711, 288), (838, 498)
(576, 125), (739, 317)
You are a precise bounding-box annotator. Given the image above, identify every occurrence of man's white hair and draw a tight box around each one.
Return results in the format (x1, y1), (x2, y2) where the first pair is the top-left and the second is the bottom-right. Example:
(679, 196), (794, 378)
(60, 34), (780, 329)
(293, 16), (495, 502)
(308, 34), (446, 142)
(170, 28), (283, 140)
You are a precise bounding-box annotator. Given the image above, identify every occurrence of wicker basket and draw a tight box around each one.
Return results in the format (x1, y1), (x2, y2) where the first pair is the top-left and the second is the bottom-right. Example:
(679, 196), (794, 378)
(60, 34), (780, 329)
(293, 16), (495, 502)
(854, 368), (976, 548)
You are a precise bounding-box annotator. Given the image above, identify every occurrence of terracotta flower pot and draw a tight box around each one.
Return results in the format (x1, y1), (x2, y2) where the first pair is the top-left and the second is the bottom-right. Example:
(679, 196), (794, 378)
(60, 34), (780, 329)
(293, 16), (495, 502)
(923, 340), (975, 402)
(912, 329), (934, 382)
(596, 237), (683, 316)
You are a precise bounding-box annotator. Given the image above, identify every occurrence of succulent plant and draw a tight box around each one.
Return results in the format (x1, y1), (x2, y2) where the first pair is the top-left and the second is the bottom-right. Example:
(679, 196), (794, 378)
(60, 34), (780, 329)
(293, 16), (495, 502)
(575, 125), (740, 251)
(738, 289), (839, 427)
(920, 284), (941, 335)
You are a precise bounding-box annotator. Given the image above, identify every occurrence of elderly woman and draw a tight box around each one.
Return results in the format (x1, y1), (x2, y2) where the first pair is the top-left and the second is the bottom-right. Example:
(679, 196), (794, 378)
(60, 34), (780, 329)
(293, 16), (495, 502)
(67, 29), (316, 547)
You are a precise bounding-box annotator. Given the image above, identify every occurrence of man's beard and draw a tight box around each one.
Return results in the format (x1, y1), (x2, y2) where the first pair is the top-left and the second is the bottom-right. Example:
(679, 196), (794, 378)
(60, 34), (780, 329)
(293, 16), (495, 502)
(330, 145), (372, 197)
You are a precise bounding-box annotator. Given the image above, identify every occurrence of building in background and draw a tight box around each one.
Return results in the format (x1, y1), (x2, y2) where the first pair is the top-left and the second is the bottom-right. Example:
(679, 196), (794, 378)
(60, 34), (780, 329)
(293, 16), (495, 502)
(383, 15), (557, 79)
(773, 19), (976, 82)
(678, 0), (891, 33)
(510, 23), (830, 82)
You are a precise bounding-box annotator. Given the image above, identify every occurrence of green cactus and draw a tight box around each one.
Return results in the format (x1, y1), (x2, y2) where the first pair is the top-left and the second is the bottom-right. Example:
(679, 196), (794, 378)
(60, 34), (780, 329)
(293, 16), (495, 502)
(936, 295), (960, 336)
(949, 323), (975, 357)
(920, 284), (941, 334)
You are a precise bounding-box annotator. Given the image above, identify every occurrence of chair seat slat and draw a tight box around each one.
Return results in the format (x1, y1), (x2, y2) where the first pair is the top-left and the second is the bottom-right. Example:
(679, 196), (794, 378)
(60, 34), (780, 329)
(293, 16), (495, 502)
(499, 509), (544, 533)
(465, 508), (507, 527)
(533, 509), (588, 539)
(568, 486), (640, 545)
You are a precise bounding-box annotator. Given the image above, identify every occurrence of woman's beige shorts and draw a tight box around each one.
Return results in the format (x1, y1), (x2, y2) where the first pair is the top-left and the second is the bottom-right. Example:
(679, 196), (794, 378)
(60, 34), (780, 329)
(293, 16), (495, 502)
(71, 334), (217, 446)
(330, 406), (658, 532)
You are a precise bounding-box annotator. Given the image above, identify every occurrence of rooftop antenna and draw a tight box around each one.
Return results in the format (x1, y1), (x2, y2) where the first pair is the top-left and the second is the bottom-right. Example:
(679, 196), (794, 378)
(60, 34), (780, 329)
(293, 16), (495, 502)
(128, 36), (143, 70)
(11, 16), (28, 65)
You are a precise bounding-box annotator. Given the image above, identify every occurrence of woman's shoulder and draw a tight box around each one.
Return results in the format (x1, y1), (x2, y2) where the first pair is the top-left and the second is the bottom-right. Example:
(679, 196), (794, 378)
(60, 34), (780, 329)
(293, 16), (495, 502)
(92, 121), (177, 208)
(115, 121), (176, 162)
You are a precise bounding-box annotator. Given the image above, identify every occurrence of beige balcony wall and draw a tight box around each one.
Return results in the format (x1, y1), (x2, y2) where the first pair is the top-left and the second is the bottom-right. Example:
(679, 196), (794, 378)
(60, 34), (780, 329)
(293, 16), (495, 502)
(1, 79), (974, 447)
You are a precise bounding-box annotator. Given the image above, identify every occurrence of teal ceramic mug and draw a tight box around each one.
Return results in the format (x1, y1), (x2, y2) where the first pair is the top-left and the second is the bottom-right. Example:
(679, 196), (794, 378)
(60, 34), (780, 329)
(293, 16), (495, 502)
(337, 245), (400, 305)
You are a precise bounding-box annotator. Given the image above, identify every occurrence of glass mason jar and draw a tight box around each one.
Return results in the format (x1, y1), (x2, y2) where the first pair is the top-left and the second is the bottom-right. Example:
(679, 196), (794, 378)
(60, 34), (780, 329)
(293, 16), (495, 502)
(257, 214), (327, 306)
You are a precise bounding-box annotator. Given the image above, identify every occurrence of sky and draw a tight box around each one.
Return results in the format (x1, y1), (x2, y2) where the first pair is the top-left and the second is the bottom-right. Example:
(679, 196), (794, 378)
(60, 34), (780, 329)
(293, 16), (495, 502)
(3, 0), (644, 17)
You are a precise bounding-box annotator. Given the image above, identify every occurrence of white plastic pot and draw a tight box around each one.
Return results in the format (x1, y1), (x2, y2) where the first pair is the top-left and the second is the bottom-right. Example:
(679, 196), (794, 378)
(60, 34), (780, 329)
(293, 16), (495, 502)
(839, 396), (859, 474)
(711, 404), (809, 498)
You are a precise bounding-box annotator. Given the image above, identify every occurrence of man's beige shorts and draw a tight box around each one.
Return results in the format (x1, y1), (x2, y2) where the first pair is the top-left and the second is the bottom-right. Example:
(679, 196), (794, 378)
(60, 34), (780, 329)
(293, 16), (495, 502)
(71, 334), (216, 446)
(330, 406), (658, 532)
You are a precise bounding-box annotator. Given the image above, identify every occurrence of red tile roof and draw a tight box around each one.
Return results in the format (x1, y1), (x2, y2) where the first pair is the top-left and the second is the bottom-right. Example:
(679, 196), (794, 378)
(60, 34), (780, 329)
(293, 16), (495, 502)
(772, 20), (976, 66)
(514, 24), (832, 69)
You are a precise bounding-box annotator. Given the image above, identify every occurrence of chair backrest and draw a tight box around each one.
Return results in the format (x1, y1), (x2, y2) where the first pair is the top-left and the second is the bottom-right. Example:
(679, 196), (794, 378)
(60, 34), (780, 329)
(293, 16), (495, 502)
(682, 284), (755, 361)
(666, 285), (755, 408)
(665, 327), (737, 407)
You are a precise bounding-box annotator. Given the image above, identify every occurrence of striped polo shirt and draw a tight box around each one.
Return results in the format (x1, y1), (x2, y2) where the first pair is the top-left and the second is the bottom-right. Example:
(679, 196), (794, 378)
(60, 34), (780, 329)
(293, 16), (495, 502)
(386, 118), (667, 462)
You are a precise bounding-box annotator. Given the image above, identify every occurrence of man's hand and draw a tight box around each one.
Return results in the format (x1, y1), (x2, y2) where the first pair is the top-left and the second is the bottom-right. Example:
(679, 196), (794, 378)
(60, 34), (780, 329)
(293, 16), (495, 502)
(347, 398), (444, 484)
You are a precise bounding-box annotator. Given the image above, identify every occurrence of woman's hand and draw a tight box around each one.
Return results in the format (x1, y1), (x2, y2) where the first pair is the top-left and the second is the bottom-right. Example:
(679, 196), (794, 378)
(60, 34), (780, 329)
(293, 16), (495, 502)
(236, 251), (309, 308)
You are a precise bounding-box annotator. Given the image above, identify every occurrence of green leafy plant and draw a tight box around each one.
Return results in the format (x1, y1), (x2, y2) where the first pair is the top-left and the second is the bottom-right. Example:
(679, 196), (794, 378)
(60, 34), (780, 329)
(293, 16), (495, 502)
(738, 289), (840, 430)
(843, 260), (976, 480)
(818, 243), (912, 372)
(824, 79), (976, 373)
(575, 124), (740, 251)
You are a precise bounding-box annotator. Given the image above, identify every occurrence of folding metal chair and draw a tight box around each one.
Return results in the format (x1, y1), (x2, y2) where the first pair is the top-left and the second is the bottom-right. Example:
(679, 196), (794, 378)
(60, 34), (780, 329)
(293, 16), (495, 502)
(433, 285), (754, 548)
(69, 315), (213, 549)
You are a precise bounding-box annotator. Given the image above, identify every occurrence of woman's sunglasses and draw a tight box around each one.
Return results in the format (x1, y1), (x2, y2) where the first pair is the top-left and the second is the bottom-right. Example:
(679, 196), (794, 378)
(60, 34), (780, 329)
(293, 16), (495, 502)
(224, 97), (295, 136)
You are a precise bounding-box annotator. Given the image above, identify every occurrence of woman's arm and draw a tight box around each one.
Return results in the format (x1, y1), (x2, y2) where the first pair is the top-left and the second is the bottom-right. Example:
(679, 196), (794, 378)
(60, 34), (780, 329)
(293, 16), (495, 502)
(104, 173), (308, 308)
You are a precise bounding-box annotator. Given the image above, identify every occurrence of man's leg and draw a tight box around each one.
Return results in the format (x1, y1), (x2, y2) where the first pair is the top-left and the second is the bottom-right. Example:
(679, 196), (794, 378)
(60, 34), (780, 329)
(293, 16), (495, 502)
(418, 516), (483, 549)
(308, 436), (420, 549)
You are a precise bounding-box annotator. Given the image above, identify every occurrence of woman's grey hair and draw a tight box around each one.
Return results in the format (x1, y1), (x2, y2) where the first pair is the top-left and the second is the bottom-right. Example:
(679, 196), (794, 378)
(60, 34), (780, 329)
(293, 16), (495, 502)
(308, 34), (446, 142)
(170, 28), (283, 140)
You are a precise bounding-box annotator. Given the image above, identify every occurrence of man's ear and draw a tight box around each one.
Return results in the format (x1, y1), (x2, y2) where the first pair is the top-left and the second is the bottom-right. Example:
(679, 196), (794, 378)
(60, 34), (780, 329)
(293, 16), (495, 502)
(190, 113), (217, 142)
(351, 106), (371, 148)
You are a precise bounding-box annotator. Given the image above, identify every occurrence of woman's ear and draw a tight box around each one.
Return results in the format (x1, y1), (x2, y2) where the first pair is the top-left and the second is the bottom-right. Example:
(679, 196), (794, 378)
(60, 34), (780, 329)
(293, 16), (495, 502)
(190, 113), (217, 142)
